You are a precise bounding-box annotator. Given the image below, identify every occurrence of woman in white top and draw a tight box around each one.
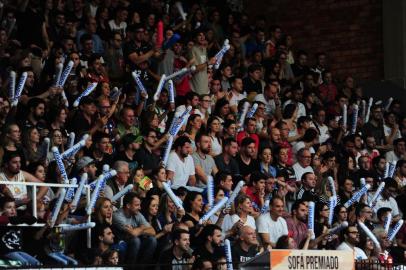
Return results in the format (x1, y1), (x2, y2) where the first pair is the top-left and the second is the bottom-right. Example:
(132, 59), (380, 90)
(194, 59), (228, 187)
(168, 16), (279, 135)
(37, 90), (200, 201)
(222, 194), (256, 239)
(207, 116), (223, 156)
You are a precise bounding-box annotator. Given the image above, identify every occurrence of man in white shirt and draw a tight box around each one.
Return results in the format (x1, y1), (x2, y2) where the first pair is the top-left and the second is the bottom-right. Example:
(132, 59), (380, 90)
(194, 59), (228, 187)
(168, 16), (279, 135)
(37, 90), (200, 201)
(167, 136), (196, 187)
(385, 138), (406, 163)
(256, 197), (288, 249)
(311, 108), (330, 144)
(337, 225), (368, 261)
(174, 92), (203, 118)
(254, 81), (281, 118)
(292, 148), (314, 181)
(229, 76), (246, 113)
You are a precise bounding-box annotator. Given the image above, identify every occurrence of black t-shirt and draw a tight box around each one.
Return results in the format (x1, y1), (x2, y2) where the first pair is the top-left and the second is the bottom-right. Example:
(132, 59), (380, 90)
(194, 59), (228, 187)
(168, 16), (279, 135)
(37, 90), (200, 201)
(115, 151), (138, 172)
(123, 41), (152, 70)
(0, 226), (23, 254)
(243, 77), (262, 94)
(214, 154), (240, 176)
(134, 146), (161, 173)
(232, 243), (257, 264)
(236, 155), (259, 178)
(158, 247), (190, 270)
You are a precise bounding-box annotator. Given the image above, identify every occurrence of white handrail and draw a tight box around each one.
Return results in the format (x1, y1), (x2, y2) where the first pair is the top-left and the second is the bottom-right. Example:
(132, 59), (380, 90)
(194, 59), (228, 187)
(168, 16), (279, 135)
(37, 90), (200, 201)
(0, 180), (93, 248)
(0, 181), (78, 188)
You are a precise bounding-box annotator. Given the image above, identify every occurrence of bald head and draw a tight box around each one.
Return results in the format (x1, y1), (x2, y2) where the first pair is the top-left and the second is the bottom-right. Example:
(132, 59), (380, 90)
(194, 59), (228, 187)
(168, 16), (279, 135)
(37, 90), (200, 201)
(239, 226), (258, 246)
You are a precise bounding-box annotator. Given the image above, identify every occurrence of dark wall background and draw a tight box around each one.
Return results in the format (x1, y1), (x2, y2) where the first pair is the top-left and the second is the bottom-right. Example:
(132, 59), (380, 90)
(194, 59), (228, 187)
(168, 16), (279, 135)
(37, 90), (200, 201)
(244, 0), (383, 81)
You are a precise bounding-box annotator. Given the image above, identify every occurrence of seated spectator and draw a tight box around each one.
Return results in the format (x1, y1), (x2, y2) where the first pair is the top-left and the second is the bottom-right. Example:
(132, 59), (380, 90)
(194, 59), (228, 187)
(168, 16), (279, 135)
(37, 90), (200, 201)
(256, 196), (288, 249)
(337, 224), (368, 261)
(112, 192), (157, 265)
(158, 229), (194, 269)
(167, 136), (196, 187)
(232, 225), (259, 263)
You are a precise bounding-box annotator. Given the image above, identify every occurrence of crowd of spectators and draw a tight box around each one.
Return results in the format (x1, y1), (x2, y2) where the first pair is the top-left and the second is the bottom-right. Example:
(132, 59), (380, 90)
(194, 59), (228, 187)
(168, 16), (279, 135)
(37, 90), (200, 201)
(0, 0), (405, 269)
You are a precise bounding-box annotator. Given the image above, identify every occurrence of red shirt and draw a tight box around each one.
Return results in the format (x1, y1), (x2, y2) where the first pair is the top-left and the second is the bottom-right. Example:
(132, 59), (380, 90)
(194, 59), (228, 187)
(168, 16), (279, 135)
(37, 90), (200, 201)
(236, 131), (259, 150)
(319, 83), (337, 104)
(173, 57), (191, 97)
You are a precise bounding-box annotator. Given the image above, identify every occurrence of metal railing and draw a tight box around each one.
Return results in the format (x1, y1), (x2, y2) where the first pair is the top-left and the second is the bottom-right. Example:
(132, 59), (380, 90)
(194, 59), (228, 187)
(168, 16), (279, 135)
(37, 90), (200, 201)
(0, 180), (93, 248)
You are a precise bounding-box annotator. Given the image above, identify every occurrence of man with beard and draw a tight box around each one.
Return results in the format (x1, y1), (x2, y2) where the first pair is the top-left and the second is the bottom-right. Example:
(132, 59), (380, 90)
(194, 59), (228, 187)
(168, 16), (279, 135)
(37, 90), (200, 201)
(113, 192), (156, 265)
(362, 105), (386, 150)
(134, 129), (161, 175)
(192, 133), (218, 187)
(167, 136), (196, 187)
(337, 225), (367, 261)
(159, 229), (194, 270)
(0, 151), (46, 206)
(214, 138), (240, 177)
(236, 137), (258, 181)
(24, 98), (48, 137)
(232, 226), (259, 263)
(256, 196), (288, 249)
(285, 200), (309, 248)
(194, 225), (223, 263)
(74, 156), (98, 182)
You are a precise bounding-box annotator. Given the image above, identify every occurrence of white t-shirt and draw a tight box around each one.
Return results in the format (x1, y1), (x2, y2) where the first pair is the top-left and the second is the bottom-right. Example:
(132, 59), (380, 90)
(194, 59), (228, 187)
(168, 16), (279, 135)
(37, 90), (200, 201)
(229, 91), (247, 108)
(337, 241), (368, 260)
(374, 196), (400, 217)
(167, 151), (195, 187)
(384, 124), (401, 140)
(222, 214), (256, 235)
(310, 122), (330, 144)
(254, 94), (276, 116)
(292, 162), (314, 181)
(256, 214), (288, 244)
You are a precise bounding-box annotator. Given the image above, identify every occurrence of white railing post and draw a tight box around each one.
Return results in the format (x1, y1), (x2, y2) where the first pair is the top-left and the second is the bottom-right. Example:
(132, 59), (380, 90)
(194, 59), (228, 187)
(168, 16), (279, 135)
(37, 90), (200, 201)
(31, 183), (37, 218)
(86, 185), (91, 249)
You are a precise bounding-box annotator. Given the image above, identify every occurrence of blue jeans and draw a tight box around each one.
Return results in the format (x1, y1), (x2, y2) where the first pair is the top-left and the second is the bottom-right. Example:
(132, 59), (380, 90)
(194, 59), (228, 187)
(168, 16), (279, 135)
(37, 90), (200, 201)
(126, 235), (157, 265)
(4, 251), (41, 266)
(48, 252), (78, 265)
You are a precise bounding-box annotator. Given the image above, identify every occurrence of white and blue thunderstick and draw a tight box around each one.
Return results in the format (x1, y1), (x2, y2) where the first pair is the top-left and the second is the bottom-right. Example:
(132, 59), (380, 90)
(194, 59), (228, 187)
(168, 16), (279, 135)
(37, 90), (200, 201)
(9, 71), (16, 101)
(226, 181), (244, 208)
(224, 239), (233, 270)
(358, 221), (381, 249)
(329, 221), (348, 235)
(86, 175), (104, 215)
(64, 178), (77, 202)
(328, 196), (336, 226)
(168, 80), (175, 104)
(55, 63), (63, 86)
(238, 102), (250, 131)
(132, 71), (149, 99)
(342, 104), (347, 130)
(52, 146), (69, 184)
(12, 72), (28, 106)
(365, 97), (373, 123)
(162, 135), (174, 168)
(351, 104), (359, 134)
(70, 173), (88, 212)
(67, 132), (75, 150)
(50, 188), (67, 227)
(199, 197), (228, 224)
(384, 213), (392, 233)
(328, 176), (337, 200)
(153, 74), (166, 101)
(60, 222), (96, 233)
(246, 103), (258, 119)
(111, 184), (134, 203)
(162, 182), (184, 210)
(344, 184), (371, 208)
(61, 134), (89, 159)
(388, 220), (404, 241)
(308, 201), (315, 239)
(369, 182), (385, 208)
(212, 39), (230, 69)
(73, 82), (98, 107)
(207, 176), (214, 209)
(58, 60), (74, 88)
(385, 97), (393, 112)
(388, 161), (397, 178)
(169, 106), (192, 137)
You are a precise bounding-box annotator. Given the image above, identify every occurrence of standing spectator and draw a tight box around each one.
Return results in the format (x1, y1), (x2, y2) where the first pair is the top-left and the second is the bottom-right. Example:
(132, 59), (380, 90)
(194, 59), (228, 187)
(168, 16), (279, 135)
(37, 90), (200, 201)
(192, 132), (218, 186)
(167, 136), (196, 187)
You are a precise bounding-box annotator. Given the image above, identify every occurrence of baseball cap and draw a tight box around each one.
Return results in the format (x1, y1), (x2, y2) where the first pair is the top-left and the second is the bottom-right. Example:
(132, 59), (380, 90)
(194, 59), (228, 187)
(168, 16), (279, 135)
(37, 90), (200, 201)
(75, 156), (95, 171)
